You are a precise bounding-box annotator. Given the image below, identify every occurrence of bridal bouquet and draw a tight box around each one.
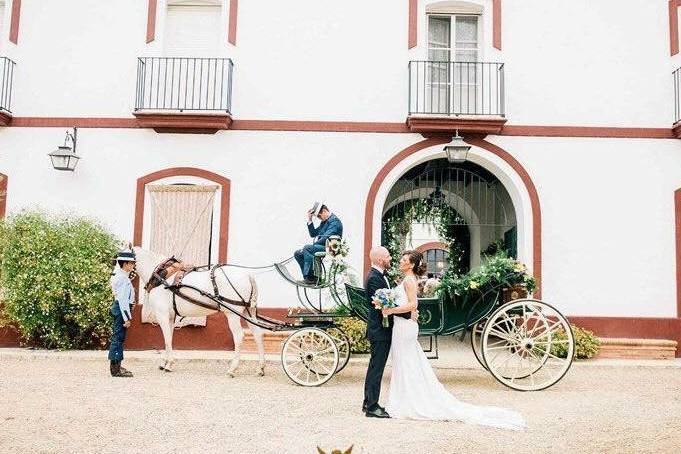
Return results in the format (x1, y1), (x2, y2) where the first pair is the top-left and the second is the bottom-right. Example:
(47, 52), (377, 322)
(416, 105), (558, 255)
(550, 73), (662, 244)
(371, 288), (396, 327)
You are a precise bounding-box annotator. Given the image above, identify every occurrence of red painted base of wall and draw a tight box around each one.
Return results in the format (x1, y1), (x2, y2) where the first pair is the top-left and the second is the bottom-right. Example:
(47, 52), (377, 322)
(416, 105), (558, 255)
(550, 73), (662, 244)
(125, 306), (290, 350)
(0, 325), (22, 347)
(0, 307), (290, 351)
(569, 316), (681, 358)
(1, 312), (680, 357)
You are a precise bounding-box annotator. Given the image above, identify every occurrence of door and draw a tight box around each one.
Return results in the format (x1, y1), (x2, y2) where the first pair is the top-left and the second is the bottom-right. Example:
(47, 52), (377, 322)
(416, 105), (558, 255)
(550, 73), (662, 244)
(426, 14), (480, 115)
(143, 183), (218, 326)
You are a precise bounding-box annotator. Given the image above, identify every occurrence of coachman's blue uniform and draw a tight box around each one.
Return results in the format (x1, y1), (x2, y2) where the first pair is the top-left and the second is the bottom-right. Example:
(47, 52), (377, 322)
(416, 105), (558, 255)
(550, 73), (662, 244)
(108, 266), (134, 362)
(295, 211), (343, 279)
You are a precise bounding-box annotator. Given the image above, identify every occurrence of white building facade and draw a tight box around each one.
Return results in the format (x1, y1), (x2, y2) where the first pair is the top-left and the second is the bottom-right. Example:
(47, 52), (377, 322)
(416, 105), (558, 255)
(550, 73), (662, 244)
(1, 0), (681, 349)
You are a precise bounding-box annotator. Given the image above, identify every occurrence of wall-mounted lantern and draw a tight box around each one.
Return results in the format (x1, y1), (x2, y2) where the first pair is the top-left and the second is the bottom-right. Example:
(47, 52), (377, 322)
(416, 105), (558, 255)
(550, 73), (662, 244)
(48, 127), (80, 171)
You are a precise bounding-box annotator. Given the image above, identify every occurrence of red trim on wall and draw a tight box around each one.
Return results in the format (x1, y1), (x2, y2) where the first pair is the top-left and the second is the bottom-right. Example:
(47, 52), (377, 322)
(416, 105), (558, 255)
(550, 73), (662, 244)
(415, 241), (448, 253)
(5, 118), (677, 138)
(408, 0), (418, 49)
(362, 136), (543, 298)
(500, 125), (675, 139)
(0, 173), (7, 219)
(670, 0), (680, 56)
(231, 119), (411, 133)
(9, 0), (21, 44)
(228, 0), (238, 45)
(676, 189), (681, 317)
(146, 0), (158, 44)
(9, 117), (139, 128)
(133, 167), (230, 263)
(492, 0), (501, 50)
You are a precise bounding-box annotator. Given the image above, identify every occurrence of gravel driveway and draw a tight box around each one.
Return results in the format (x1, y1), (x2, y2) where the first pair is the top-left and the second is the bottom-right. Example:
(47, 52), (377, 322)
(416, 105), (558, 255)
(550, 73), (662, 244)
(0, 357), (679, 453)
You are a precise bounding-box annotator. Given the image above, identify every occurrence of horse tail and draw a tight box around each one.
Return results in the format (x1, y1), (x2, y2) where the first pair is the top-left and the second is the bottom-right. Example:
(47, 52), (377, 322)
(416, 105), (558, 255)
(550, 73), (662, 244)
(247, 274), (258, 308)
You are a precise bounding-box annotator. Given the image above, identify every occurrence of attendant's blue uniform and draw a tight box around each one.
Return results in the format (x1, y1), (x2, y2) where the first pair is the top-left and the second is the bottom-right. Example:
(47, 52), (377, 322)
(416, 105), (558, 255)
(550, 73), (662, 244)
(108, 267), (134, 362)
(295, 213), (343, 278)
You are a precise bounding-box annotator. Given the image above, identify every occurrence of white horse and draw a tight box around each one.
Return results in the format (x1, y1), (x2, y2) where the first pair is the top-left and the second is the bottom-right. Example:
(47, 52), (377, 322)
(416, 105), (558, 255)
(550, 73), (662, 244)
(132, 246), (266, 377)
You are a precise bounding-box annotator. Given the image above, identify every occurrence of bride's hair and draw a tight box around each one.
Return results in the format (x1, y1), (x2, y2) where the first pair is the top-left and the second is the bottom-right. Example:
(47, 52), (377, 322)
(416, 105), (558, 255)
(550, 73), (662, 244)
(402, 250), (428, 277)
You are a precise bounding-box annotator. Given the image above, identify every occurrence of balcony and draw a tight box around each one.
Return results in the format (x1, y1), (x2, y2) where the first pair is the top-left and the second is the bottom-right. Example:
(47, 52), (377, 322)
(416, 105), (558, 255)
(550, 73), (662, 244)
(0, 57), (16, 126)
(133, 57), (234, 133)
(674, 67), (681, 138)
(407, 61), (506, 134)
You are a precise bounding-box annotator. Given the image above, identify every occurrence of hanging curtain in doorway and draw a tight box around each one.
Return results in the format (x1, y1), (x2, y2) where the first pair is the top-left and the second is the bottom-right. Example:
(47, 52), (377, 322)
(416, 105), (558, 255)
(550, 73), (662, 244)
(142, 184), (218, 327)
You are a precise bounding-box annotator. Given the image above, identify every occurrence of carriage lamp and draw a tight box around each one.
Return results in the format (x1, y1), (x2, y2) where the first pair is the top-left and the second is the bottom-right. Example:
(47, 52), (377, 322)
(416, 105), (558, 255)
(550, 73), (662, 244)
(444, 130), (470, 163)
(48, 127), (80, 171)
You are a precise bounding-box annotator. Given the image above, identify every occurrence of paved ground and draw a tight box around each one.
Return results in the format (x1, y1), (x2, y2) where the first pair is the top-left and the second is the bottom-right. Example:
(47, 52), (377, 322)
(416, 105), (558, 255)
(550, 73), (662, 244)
(1, 346), (680, 454)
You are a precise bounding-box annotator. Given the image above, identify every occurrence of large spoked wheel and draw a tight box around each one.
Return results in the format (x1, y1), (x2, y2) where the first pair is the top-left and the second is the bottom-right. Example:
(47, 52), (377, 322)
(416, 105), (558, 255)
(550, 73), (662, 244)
(281, 328), (339, 387)
(470, 321), (488, 370)
(481, 299), (575, 391)
(327, 327), (351, 373)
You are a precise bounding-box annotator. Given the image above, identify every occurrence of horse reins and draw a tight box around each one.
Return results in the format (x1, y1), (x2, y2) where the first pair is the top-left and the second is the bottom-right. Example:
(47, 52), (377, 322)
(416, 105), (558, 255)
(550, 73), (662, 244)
(146, 257), (254, 318)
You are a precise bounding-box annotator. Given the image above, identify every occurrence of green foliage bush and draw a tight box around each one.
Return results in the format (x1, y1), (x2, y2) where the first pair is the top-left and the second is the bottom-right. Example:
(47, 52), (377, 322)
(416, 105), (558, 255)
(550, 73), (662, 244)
(551, 324), (601, 359)
(436, 252), (536, 301)
(336, 317), (370, 354)
(0, 211), (119, 349)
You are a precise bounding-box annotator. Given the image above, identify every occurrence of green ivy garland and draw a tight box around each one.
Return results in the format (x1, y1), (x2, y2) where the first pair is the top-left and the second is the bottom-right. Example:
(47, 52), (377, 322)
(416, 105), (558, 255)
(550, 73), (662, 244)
(382, 198), (466, 283)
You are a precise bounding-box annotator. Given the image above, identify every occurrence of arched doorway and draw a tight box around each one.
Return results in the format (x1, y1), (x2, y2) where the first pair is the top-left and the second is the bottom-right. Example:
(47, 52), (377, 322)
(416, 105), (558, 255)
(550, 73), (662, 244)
(363, 136), (542, 297)
(380, 158), (516, 278)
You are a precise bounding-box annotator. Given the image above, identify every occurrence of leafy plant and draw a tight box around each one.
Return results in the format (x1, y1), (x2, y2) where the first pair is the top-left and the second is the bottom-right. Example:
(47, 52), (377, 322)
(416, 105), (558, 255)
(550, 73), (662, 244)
(335, 317), (370, 354)
(436, 251), (536, 303)
(551, 325), (601, 359)
(0, 211), (119, 349)
(382, 198), (467, 283)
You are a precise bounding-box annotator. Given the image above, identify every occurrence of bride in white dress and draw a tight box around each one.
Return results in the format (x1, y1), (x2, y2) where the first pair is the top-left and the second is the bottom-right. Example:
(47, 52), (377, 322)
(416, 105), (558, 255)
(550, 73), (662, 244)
(383, 250), (526, 430)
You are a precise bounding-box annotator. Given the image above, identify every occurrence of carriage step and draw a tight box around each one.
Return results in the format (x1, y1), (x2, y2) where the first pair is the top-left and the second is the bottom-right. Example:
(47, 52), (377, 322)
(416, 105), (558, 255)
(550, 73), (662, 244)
(242, 329), (287, 354)
(596, 338), (677, 360)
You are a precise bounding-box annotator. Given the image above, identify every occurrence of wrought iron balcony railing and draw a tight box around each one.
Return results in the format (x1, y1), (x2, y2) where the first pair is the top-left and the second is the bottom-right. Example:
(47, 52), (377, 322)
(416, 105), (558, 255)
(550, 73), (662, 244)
(674, 67), (681, 125)
(134, 57), (233, 113)
(0, 57), (16, 114)
(408, 61), (504, 117)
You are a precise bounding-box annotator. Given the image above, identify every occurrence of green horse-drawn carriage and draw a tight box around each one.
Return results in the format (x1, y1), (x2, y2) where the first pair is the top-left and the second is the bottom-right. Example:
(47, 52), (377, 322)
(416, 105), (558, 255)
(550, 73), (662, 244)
(276, 246), (575, 391)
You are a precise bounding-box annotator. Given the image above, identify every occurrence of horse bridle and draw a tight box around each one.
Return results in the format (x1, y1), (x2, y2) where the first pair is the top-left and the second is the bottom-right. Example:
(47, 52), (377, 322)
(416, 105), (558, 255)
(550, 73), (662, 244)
(144, 256), (181, 292)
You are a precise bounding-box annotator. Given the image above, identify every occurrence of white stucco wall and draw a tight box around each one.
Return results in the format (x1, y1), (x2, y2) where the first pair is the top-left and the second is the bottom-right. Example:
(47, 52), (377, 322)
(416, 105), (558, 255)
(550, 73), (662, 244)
(1, 1), (681, 318)
(0, 0), (675, 125)
(3, 127), (681, 318)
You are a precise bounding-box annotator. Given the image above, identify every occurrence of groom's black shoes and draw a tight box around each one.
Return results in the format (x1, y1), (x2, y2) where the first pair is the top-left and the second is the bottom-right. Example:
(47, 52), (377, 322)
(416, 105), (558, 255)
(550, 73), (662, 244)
(365, 406), (390, 418)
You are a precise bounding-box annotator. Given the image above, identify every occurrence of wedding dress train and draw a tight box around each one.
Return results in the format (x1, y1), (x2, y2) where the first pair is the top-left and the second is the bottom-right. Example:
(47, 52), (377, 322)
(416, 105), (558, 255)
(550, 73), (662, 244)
(385, 282), (526, 430)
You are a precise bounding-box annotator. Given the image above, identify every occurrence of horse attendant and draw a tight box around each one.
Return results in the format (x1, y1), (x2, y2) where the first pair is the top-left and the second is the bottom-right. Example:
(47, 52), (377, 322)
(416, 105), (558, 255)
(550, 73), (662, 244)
(132, 246), (266, 376)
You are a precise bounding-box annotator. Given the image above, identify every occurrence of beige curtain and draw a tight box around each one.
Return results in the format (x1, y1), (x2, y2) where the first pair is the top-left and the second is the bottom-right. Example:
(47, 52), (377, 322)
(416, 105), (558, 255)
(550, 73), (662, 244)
(142, 184), (218, 327)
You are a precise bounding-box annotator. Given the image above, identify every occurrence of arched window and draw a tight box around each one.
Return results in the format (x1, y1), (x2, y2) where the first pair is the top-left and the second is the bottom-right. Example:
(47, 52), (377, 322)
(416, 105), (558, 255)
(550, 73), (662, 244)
(424, 248), (450, 277)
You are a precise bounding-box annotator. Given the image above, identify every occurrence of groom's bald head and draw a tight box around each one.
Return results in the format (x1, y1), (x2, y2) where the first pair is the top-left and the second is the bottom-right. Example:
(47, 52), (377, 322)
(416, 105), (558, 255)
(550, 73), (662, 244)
(370, 246), (391, 269)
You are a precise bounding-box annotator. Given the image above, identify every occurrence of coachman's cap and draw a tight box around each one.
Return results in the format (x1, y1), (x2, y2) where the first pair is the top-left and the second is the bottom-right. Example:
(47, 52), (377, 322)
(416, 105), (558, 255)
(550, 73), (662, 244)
(309, 201), (325, 217)
(116, 250), (137, 262)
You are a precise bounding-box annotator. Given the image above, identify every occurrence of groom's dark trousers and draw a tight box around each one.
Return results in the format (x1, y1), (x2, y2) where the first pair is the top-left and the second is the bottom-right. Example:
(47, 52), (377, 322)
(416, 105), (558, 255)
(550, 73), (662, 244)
(363, 267), (410, 412)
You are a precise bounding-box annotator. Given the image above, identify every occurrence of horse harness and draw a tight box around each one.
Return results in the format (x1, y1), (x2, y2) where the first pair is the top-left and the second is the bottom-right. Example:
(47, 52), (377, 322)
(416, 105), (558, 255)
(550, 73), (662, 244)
(147, 257), (255, 318)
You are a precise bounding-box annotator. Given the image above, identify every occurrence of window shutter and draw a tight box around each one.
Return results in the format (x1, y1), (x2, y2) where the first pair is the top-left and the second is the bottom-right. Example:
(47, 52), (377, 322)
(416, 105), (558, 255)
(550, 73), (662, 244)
(164, 5), (222, 56)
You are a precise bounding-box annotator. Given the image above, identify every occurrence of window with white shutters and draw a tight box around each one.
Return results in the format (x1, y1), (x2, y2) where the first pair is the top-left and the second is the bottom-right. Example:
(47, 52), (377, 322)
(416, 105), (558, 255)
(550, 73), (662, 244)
(164, 3), (222, 57)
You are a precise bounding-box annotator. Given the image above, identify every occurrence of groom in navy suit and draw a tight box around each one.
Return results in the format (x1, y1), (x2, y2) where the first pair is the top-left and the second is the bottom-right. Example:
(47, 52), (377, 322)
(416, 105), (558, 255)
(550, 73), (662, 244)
(362, 246), (411, 418)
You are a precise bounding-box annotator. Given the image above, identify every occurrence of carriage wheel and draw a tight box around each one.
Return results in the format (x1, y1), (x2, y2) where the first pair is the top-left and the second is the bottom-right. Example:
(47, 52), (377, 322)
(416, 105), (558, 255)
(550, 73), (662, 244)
(470, 321), (488, 370)
(481, 299), (575, 391)
(281, 328), (339, 387)
(327, 327), (351, 373)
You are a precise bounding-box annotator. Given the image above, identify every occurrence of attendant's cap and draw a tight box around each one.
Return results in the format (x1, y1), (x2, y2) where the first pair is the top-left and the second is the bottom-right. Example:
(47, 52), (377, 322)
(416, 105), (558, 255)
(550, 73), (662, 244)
(309, 201), (324, 217)
(116, 250), (137, 262)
